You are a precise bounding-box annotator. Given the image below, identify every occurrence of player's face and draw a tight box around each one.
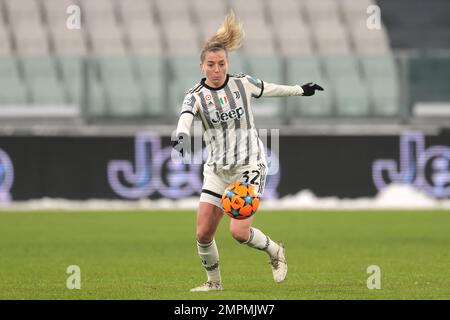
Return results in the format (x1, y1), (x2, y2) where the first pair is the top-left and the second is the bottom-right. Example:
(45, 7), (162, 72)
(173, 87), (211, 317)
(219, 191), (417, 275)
(201, 50), (228, 88)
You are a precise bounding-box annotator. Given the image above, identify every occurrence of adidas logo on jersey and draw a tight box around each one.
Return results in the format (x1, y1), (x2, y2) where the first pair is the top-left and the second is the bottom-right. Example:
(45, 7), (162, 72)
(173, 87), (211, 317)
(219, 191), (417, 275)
(211, 107), (244, 124)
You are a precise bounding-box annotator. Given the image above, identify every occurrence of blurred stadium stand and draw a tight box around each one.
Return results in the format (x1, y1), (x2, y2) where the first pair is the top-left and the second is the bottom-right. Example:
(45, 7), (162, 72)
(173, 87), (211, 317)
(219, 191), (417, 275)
(0, 0), (449, 134)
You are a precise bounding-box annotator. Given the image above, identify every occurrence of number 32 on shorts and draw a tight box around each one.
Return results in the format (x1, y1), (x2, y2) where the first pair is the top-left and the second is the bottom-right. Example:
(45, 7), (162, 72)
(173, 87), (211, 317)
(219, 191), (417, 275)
(241, 170), (261, 185)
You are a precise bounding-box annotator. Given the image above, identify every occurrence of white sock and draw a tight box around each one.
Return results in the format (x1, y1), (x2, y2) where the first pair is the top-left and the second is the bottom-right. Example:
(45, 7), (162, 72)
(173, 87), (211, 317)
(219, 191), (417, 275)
(197, 239), (221, 283)
(244, 227), (279, 258)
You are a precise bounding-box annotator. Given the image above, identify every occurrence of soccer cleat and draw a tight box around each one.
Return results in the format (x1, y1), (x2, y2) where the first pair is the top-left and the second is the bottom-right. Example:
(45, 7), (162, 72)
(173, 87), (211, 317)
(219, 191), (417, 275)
(190, 281), (223, 292)
(270, 242), (288, 283)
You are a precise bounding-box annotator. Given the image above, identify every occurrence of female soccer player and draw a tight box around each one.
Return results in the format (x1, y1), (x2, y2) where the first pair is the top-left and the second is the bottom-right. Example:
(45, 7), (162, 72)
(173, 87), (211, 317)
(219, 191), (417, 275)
(173, 11), (323, 292)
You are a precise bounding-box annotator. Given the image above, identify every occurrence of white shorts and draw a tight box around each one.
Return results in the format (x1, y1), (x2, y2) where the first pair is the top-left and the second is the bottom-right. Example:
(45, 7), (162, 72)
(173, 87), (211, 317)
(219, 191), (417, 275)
(200, 162), (268, 209)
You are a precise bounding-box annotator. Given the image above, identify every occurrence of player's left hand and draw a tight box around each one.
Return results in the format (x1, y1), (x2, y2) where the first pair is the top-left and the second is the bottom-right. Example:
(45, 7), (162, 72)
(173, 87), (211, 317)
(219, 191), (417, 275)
(301, 83), (324, 96)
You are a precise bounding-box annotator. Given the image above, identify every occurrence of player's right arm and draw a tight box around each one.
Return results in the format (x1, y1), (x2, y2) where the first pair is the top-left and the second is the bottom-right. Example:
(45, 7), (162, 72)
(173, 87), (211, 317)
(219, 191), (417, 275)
(173, 93), (199, 156)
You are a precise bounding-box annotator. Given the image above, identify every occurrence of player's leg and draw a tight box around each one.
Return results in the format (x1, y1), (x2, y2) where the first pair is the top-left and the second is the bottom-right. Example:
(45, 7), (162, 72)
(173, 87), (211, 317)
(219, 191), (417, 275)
(192, 201), (223, 291)
(196, 202), (223, 244)
(230, 162), (288, 283)
(191, 165), (227, 292)
(229, 215), (287, 282)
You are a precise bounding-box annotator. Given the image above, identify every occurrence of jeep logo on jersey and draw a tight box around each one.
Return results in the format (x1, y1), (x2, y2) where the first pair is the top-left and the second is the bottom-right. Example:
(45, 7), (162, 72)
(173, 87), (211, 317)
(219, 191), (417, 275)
(211, 107), (244, 124)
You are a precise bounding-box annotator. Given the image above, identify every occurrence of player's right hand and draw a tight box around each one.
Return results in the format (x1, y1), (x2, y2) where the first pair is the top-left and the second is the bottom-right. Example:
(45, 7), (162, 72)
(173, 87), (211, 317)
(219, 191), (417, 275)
(172, 133), (189, 157)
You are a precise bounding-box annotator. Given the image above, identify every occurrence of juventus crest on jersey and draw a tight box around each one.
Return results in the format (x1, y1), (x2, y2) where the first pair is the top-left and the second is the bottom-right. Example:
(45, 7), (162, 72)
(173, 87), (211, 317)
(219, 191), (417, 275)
(180, 73), (267, 171)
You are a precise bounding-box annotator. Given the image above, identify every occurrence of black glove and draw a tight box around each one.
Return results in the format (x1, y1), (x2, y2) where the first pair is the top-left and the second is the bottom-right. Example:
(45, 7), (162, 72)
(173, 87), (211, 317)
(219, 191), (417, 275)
(172, 133), (189, 157)
(301, 82), (324, 96)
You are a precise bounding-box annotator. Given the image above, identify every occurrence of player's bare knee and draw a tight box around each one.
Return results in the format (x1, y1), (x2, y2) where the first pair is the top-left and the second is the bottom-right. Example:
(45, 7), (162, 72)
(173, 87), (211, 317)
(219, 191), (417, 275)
(230, 227), (249, 243)
(196, 232), (214, 245)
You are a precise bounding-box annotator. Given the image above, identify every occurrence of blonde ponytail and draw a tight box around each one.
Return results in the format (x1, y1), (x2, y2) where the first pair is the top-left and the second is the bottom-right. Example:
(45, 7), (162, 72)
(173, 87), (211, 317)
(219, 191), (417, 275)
(200, 10), (244, 62)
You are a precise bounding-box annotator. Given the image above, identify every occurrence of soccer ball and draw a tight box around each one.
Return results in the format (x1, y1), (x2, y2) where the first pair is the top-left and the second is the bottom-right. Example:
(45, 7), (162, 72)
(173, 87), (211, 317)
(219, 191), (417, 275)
(221, 181), (260, 219)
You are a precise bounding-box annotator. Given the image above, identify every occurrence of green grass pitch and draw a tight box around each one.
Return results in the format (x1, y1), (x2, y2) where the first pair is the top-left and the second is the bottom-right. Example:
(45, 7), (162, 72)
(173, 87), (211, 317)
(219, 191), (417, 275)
(0, 210), (449, 300)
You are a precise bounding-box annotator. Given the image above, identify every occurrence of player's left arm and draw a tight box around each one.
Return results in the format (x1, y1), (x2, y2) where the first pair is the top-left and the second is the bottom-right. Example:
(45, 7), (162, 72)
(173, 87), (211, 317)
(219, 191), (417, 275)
(262, 81), (324, 97)
(245, 74), (323, 98)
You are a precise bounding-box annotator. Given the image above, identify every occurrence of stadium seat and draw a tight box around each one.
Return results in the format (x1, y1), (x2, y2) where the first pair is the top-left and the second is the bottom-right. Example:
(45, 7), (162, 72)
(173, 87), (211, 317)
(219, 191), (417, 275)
(58, 56), (83, 81)
(229, 0), (266, 22)
(97, 55), (137, 81)
(334, 76), (371, 116)
(50, 28), (87, 55)
(78, 0), (115, 12)
(360, 53), (397, 79)
(0, 56), (21, 80)
(322, 54), (361, 82)
(0, 5), (4, 26)
(304, 0), (341, 23)
(65, 79), (82, 107)
(13, 22), (50, 54)
(241, 20), (276, 54)
(90, 55), (148, 116)
(368, 77), (401, 116)
(359, 53), (401, 116)
(286, 55), (324, 81)
(89, 21), (126, 54)
(273, 19), (314, 56)
(28, 78), (68, 105)
(116, 0), (156, 24)
(20, 56), (59, 81)
(135, 55), (165, 79)
(141, 82), (165, 116)
(154, 0), (192, 22)
(265, 0), (304, 21)
(135, 56), (166, 116)
(0, 26), (12, 55)
(57, 56), (84, 105)
(20, 56), (68, 106)
(104, 78), (145, 117)
(314, 20), (352, 53)
(4, 0), (42, 26)
(144, 86), (165, 116)
(170, 56), (203, 80)
(0, 77), (28, 105)
(192, 0), (228, 25)
(86, 78), (107, 117)
(164, 20), (200, 55)
(78, 0), (116, 24)
(125, 21), (164, 55)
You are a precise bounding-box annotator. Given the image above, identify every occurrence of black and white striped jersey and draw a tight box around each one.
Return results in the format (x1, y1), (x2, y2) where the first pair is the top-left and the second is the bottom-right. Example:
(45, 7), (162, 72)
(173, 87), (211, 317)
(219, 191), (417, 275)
(180, 73), (267, 171)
